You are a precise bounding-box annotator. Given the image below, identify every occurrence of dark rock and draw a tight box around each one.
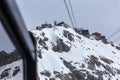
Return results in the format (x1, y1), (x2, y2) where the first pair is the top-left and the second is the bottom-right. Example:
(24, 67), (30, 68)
(102, 65), (114, 75)
(57, 41), (64, 52)
(52, 46), (58, 52)
(39, 38), (46, 46)
(76, 35), (81, 39)
(116, 46), (120, 50)
(110, 43), (115, 47)
(92, 32), (109, 44)
(115, 68), (120, 74)
(56, 21), (69, 28)
(87, 55), (101, 70)
(44, 37), (49, 41)
(41, 23), (52, 28)
(42, 32), (45, 37)
(99, 56), (113, 64)
(54, 71), (72, 80)
(63, 44), (70, 52)
(95, 70), (103, 80)
(40, 70), (51, 77)
(36, 23), (52, 30)
(86, 74), (99, 80)
(39, 38), (48, 50)
(63, 30), (74, 41)
(63, 60), (75, 71)
(112, 51), (116, 54)
(52, 38), (70, 52)
(38, 50), (42, 59)
(49, 78), (55, 80)
(68, 73), (78, 80)
(0, 50), (21, 66)
(92, 32), (102, 40)
(74, 28), (81, 34)
(44, 46), (48, 50)
(72, 70), (85, 80)
(81, 30), (90, 38)
(81, 64), (85, 68)
(0, 69), (10, 79)
(12, 66), (20, 77)
(101, 36), (109, 44)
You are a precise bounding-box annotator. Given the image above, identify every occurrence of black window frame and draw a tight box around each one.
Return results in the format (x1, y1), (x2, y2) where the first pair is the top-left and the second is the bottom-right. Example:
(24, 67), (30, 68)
(0, 0), (37, 80)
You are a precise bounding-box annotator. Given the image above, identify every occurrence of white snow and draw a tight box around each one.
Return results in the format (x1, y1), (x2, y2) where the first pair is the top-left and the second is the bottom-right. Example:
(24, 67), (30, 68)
(0, 59), (23, 80)
(32, 26), (120, 80)
(1, 26), (120, 80)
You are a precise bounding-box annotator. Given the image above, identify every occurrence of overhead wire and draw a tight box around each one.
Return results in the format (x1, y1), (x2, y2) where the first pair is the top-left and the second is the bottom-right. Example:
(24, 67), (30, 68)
(108, 27), (120, 39)
(113, 37), (120, 42)
(63, 0), (75, 28)
(68, 0), (77, 27)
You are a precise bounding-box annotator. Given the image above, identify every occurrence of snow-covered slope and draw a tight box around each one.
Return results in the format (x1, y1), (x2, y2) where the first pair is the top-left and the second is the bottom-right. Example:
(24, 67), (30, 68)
(32, 26), (120, 80)
(0, 25), (120, 80)
(0, 60), (23, 80)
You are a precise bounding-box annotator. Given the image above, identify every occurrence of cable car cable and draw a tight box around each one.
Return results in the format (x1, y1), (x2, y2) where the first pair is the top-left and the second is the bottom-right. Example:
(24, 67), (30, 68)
(113, 37), (120, 42)
(108, 27), (120, 39)
(63, 0), (75, 28)
(68, 0), (77, 27)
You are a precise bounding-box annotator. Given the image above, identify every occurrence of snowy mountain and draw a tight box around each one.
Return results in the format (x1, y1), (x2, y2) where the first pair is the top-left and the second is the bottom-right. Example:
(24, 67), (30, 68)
(0, 60), (23, 80)
(0, 24), (120, 80)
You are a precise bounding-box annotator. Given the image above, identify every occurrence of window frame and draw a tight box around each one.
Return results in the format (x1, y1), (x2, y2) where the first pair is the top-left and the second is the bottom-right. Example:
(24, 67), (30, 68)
(0, 0), (37, 80)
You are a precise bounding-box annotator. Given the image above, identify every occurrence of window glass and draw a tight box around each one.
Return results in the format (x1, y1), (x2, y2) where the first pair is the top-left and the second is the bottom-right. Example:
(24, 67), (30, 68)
(4, 0), (120, 80)
(0, 22), (23, 80)
(16, 0), (120, 43)
(0, 22), (14, 52)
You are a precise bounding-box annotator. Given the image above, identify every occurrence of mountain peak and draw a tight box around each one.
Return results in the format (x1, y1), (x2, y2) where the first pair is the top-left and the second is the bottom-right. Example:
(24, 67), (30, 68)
(0, 23), (120, 80)
(32, 25), (120, 80)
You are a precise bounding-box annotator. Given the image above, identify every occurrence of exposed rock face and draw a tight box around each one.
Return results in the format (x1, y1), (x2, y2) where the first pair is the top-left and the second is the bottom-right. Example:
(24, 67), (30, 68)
(0, 60), (22, 80)
(52, 38), (70, 52)
(60, 56), (120, 80)
(54, 72), (71, 80)
(36, 23), (52, 30)
(116, 46), (120, 50)
(43, 37), (48, 41)
(40, 70), (51, 77)
(92, 32), (102, 40)
(99, 56), (113, 64)
(92, 32), (109, 44)
(0, 50), (22, 79)
(62, 59), (101, 80)
(0, 50), (21, 66)
(63, 30), (74, 41)
(87, 55), (101, 70)
(33, 26), (120, 80)
(12, 66), (20, 77)
(0, 68), (11, 79)
(38, 38), (48, 50)
(38, 50), (42, 59)
(86, 74), (99, 80)
(56, 21), (69, 28)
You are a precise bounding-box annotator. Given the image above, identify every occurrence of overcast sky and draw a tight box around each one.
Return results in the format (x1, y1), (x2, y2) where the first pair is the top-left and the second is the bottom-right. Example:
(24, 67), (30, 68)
(15, 0), (120, 43)
(0, 0), (120, 52)
(0, 23), (15, 52)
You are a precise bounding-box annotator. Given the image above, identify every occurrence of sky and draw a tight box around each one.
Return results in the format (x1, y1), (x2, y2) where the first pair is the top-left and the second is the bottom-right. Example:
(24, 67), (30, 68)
(0, 23), (15, 52)
(0, 0), (120, 52)
(15, 0), (120, 44)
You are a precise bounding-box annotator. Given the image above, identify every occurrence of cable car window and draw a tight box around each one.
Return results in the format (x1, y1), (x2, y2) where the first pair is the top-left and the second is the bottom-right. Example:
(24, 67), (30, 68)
(1, 0), (120, 80)
(0, 22), (23, 80)
(15, 0), (120, 80)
